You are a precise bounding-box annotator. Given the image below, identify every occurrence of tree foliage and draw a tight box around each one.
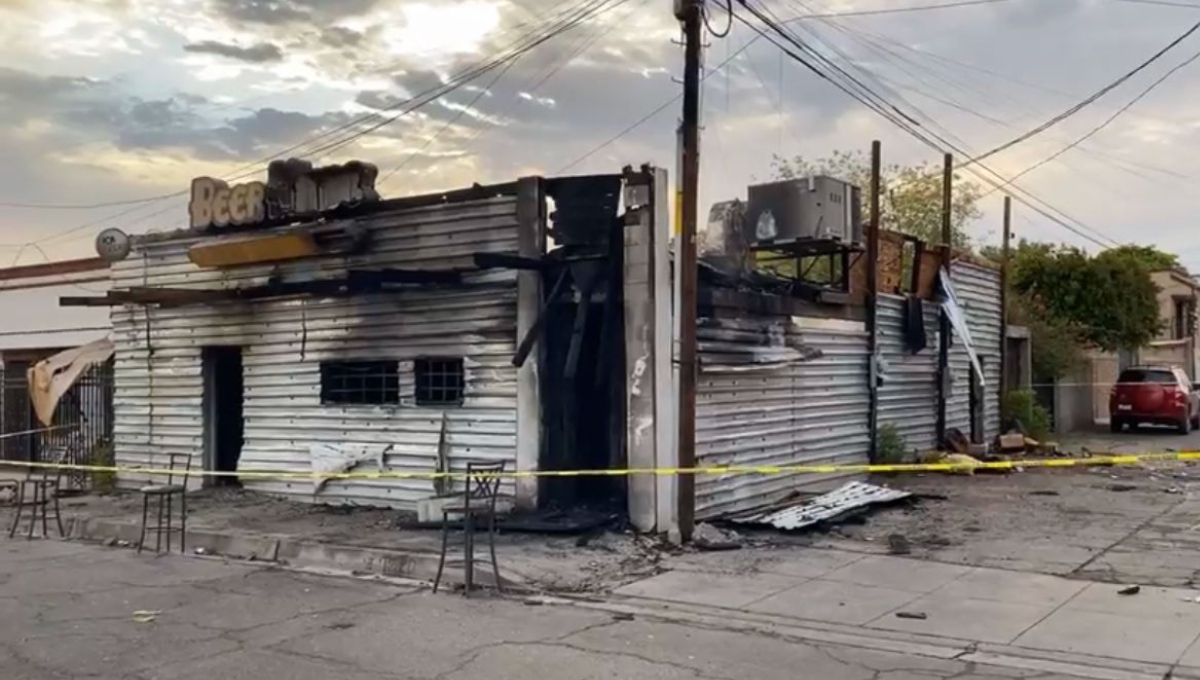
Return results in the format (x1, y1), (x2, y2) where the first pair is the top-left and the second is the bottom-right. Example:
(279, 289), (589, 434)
(1007, 241), (1163, 353)
(1104, 244), (1179, 271)
(772, 149), (982, 249)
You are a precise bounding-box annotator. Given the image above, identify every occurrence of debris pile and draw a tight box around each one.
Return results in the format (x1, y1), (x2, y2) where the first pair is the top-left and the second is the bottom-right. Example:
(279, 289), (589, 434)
(914, 426), (1067, 475)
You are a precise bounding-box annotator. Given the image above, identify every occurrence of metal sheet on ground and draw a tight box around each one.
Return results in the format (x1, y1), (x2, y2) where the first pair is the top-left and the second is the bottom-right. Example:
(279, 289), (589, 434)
(730, 481), (911, 530)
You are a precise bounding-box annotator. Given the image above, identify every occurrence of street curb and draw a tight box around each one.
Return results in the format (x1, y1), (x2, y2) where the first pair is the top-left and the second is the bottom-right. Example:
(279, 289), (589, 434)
(66, 516), (507, 588)
(578, 594), (1175, 680)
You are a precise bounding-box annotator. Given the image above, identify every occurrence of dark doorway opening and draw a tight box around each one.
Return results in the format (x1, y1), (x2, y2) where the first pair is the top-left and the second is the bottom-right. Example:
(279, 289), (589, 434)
(970, 356), (985, 444)
(537, 175), (627, 512)
(203, 347), (243, 486)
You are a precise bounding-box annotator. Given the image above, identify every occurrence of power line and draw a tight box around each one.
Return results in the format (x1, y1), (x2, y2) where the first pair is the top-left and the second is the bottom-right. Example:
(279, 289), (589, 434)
(2, 0), (620, 253)
(985, 46), (1200, 195)
(792, 0), (1014, 19)
(755, 4), (1200, 246)
(550, 0), (1022, 173)
(835, 22), (1190, 181)
(385, 0), (644, 188)
(954, 18), (1200, 169)
(1114, 0), (1200, 8)
(378, 59), (522, 186)
(735, 0), (1119, 249)
(0, 5), (582, 213)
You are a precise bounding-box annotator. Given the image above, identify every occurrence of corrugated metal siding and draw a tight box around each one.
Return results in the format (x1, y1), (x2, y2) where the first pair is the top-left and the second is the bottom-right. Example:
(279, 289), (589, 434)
(877, 294), (939, 450)
(947, 261), (1003, 440)
(111, 197), (521, 507)
(695, 316), (869, 519)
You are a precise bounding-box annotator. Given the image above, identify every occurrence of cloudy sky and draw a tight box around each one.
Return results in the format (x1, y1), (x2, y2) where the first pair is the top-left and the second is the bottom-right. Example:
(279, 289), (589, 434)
(1, 0), (1199, 267)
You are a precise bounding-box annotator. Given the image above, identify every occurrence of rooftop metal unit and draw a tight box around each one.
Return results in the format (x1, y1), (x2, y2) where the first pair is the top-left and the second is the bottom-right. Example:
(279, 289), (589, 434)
(743, 176), (863, 252)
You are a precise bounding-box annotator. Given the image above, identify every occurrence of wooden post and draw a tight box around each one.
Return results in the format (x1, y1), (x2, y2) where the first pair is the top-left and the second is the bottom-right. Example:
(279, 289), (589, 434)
(866, 141), (882, 461)
(1000, 196), (1012, 409)
(936, 153), (953, 448)
(675, 0), (702, 541)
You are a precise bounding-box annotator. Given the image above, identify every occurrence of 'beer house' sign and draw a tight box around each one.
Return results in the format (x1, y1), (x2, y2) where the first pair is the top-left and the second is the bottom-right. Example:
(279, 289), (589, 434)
(188, 159), (381, 231)
(189, 178), (266, 229)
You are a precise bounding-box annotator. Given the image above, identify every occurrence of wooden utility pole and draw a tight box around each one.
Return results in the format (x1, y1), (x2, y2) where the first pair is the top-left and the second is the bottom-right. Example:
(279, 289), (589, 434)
(866, 141), (882, 461)
(999, 196), (1012, 405)
(936, 153), (953, 447)
(676, 0), (702, 541)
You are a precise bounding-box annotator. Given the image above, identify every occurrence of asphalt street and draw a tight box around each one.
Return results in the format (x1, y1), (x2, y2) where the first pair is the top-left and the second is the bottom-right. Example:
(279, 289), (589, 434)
(0, 539), (1101, 680)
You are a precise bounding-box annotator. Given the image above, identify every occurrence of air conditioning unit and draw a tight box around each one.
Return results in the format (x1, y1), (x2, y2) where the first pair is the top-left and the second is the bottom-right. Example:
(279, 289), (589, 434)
(743, 176), (863, 249)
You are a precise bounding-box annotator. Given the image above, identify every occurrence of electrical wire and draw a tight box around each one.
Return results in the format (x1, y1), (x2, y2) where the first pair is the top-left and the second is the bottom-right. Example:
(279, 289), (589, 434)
(1, 0), (620, 252)
(554, 29), (771, 174)
(835, 23), (1182, 176)
(397, 0), (645, 188)
(703, 0), (733, 38)
(984, 46), (1200, 196)
(377, 58), (522, 186)
(1114, 0), (1200, 8)
(734, 0), (1120, 249)
(797, 0), (1013, 18)
(0, 2), (594, 214)
(556, 0), (1015, 173)
(953, 18), (1200, 169)
(746, 0), (1197, 246)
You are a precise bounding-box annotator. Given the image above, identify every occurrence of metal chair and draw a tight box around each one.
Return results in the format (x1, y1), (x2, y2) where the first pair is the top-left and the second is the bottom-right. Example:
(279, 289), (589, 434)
(8, 459), (64, 540)
(137, 453), (191, 554)
(433, 460), (505, 596)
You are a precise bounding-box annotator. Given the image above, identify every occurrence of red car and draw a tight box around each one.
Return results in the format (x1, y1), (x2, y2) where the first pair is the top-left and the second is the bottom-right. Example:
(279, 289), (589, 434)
(1110, 365), (1200, 434)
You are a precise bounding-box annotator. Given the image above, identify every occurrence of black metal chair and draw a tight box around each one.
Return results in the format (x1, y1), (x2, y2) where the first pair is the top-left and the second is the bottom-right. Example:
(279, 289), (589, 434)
(137, 453), (191, 554)
(433, 460), (505, 596)
(8, 458), (65, 540)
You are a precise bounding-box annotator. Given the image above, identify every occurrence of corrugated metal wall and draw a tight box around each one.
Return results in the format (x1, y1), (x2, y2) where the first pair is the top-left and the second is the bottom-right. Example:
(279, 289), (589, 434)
(877, 294), (940, 450)
(947, 261), (1003, 440)
(111, 197), (521, 507)
(692, 262), (1003, 518)
(694, 315), (869, 519)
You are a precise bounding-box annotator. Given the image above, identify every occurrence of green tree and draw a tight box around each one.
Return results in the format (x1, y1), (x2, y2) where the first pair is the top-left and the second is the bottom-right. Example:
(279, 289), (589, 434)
(772, 148), (982, 249)
(979, 241), (1174, 381)
(1007, 241), (1162, 353)
(1104, 244), (1179, 271)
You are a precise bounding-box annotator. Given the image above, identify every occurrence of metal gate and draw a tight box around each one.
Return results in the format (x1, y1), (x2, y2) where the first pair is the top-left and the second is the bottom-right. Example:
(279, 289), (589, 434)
(0, 359), (113, 490)
(1, 362), (32, 462)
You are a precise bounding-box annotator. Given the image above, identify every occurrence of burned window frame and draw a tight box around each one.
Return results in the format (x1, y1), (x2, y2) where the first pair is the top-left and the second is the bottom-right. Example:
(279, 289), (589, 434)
(319, 360), (400, 406)
(414, 357), (465, 407)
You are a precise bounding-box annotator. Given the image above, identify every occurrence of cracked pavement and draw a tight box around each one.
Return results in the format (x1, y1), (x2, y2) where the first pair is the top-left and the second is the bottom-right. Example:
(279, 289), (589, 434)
(0, 540), (1096, 680)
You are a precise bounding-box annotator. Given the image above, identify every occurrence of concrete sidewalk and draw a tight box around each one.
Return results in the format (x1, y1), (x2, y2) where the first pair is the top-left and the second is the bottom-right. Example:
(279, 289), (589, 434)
(1, 488), (666, 593)
(612, 548), (1200, 678)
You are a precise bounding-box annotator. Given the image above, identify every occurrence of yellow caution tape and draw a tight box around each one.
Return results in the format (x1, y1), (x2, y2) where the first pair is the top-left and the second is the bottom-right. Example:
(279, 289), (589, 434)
(0, 451), (1197, 480)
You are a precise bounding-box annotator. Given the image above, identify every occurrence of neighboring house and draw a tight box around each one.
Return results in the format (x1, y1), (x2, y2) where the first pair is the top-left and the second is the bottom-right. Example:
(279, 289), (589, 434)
(1143, 268), (1200, 379)
(0, 257), (113, 462)
(1058, 267), (1200, 433)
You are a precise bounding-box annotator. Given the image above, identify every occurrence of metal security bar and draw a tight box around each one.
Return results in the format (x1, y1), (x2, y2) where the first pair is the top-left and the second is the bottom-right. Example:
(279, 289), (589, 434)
(0, 359), (113, 491)
(320, 361), (400, 405)
(415, 358), (464, 406)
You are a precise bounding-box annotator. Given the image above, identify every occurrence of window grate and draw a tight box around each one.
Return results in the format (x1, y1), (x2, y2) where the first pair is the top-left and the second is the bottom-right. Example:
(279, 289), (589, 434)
(320, 361), (399, 405)
(415, 358), (464, 406)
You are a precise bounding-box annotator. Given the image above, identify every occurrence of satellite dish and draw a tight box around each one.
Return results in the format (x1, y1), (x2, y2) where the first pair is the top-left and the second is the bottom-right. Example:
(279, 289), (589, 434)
(95, 228), (131, 262)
